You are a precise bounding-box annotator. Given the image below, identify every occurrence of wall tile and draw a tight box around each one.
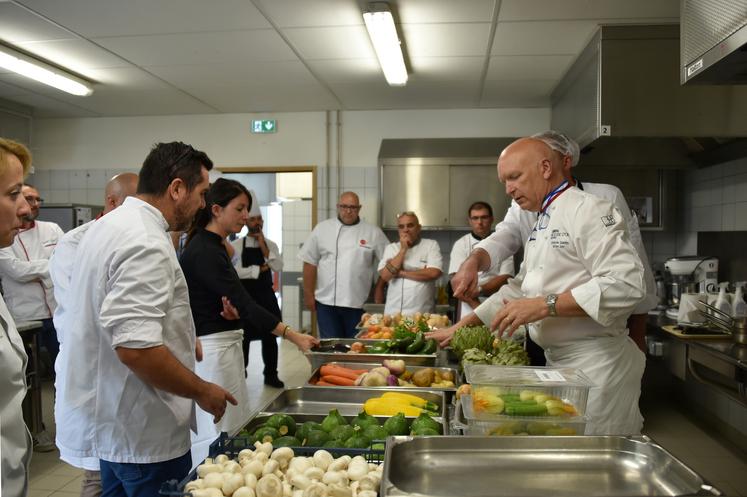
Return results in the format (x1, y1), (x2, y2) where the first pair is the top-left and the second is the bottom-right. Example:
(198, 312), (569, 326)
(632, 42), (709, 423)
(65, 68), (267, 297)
(653, 232), (676, 255)
(50, 170), (70, 190)
(676, 231), (698, 256)
(734, 202), (747, 230)
(317, 167), (327, 188)
(722, 157), (747, 177)
(734, 173), (747, 202)
(720, 203), (734, 231)
(86, 170), (107, 189)
(342, 167), (365, 189)
(69, 189), (87, 204)
(69, 170), (86, 189)
(32, 170), (50, 190)
(47, 189), (70, 204)
(364, 166), (379, 188)
(86, 190), (101, 205)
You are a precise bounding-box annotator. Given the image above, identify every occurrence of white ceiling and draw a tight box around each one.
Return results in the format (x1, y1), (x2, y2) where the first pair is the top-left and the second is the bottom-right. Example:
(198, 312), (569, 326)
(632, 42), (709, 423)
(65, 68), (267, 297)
(0, 0), (679, 118)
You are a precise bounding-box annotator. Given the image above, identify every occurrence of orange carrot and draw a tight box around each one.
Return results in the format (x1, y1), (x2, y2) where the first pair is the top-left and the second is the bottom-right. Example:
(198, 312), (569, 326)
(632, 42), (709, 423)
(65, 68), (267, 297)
(315, 380), (335, 386)
(321, 375), (356, 386)
(320, 365), (361, 381)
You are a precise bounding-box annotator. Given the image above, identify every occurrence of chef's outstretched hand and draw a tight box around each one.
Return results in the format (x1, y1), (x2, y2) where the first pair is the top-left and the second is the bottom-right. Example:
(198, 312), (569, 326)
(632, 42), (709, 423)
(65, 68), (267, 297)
(491, 297), (546, 337)
(196, 382), (238, 423)
(425, 324), (457, 348)
(452, 257), (479, 300)
(287, 329), (320, 352)
(220, 296), (240, 320)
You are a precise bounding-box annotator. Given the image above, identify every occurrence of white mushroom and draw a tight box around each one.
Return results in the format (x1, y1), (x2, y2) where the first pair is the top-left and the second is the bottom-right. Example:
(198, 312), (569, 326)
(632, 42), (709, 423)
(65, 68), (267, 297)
(346, 460), (369, 481)
(357, 491), (376, 497)
(192, 488), (224, 497)
(233, 487), (256, 497)
(271, 448), (295, 470)
(203, 472), (224, 490)
(215, 454), (230, 465)
(283, 481), (293, 497)
(357, 474), (380, 493)
(224, 461), (242, 474)
(244, 473), (258, 489)
(184, 479), (204, 492)
(262, 460), (280, 477)
(223, 473), (246, 496)
(327, 484), (352, 497)
(254, 441), (274, 456)
(312, 450), (333, 471)
(239, 449), (254, 460)
(256, 474), (283, 497)
(321, 471), (347, 487)
(289, 457), (313, 475)
(197, 463), (222, 478)
(327, 457), (349, 473)
(303, 467), (324, 481)
(254, 452), (270, 464)
(290, 474), (312, 490)
(243, 460), (264, 478)
(301, 482), (328, 497)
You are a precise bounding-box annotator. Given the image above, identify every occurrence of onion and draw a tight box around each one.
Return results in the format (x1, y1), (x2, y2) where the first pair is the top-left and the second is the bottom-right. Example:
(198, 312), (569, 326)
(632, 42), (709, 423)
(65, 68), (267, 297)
(386, 375), (398, 386)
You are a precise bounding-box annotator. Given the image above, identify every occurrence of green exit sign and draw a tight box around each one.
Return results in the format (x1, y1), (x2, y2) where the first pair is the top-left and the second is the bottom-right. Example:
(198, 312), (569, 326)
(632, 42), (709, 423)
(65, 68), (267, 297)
(251, 119), (277, 134)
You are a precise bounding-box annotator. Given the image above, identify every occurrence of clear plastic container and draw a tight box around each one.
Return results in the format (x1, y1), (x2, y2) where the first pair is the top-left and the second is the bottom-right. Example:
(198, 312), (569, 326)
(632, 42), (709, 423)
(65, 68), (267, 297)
(453, 395), (588, 436)
(464, 365), (593, 419)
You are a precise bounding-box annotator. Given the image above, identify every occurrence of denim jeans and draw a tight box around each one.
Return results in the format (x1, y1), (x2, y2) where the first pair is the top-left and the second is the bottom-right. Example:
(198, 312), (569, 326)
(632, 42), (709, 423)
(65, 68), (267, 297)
(315, 301), (364, 339)
(100, 451), (191, 497)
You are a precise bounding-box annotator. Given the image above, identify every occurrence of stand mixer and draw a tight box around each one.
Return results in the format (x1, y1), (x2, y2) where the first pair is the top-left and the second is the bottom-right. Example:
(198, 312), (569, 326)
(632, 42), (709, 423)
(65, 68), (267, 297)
(664, 256), (719, 319)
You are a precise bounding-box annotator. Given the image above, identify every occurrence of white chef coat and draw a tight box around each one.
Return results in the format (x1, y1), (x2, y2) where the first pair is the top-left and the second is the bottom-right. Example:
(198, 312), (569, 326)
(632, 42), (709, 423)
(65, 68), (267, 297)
(48, 220), (100, 471)
(299, 218), (388, 308)
(230, 235), (282, 279)
(476, 181), (656, 314)
(378, 239), (443, 316)
(0, 295), (32, 497)
(55, 197), (196, 464)
(449, 232), (515, 318)
(0, 220), (63, 322)
(474, 186), (646, 435)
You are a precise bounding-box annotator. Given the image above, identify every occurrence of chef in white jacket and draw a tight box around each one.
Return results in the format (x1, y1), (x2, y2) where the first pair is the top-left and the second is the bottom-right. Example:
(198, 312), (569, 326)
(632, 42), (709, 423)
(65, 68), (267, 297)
(0, 137), (33, 497)
(378, 211), (443, 315)
(428, 137), (646, 435)
(452, 130), (656, 352)
(299, 191), (388, 338)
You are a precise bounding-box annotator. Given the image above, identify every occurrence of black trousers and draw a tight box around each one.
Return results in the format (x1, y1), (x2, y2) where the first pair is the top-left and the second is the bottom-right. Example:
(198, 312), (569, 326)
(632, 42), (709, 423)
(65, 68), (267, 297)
(241, 280), (282, 377)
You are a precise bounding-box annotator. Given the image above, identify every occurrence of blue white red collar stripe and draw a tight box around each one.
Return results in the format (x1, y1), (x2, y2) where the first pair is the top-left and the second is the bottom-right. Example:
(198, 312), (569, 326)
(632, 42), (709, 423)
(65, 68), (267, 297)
(540, 180), (571, 214)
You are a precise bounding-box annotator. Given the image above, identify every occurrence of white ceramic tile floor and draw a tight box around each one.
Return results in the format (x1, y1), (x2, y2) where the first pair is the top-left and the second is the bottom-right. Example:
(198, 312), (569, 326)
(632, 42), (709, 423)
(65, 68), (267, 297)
(29, 342), (747, 496)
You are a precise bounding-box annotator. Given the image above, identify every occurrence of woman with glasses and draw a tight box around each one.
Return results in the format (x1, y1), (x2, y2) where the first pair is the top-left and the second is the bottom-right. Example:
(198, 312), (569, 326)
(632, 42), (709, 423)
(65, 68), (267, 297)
(180, 178), (318, 464)
(0, 137), (33, 497)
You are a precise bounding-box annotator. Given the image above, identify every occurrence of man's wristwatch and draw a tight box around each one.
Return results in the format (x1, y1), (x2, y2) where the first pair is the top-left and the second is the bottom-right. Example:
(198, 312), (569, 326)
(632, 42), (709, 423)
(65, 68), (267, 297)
(545, 294), (558, 317)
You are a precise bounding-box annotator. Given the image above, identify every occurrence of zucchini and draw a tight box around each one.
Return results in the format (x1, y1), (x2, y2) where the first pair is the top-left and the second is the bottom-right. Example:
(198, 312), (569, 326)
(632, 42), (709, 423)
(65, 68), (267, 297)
(504, 403), (548, 416)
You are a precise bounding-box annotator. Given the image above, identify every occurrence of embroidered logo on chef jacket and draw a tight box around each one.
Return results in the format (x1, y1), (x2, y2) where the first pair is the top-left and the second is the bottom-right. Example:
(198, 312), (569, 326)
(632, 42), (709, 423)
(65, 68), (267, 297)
(359, 239), (373, 249)
(549, 229), (570, 249)
(601, 214), (616, 227)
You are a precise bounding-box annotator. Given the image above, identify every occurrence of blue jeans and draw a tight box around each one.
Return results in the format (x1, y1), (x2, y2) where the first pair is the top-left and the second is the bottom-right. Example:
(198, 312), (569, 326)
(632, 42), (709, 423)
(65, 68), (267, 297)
(100, 451), (191, 497)
(315, 301), (364, 339)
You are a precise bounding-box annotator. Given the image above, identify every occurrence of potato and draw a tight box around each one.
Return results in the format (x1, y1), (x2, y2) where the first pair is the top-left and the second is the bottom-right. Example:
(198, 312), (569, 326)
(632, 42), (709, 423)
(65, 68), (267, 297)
(411, 368), (435, 387)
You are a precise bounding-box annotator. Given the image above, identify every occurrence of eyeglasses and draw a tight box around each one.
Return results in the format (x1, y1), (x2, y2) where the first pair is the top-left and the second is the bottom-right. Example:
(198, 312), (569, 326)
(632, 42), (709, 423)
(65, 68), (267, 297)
(24, 195), (44, 205)
(337, 204), (361, 211)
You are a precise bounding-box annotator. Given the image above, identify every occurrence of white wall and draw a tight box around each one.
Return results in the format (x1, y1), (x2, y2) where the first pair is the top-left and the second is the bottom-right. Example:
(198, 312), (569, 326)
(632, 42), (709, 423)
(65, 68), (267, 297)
(29, 107), (549, 223)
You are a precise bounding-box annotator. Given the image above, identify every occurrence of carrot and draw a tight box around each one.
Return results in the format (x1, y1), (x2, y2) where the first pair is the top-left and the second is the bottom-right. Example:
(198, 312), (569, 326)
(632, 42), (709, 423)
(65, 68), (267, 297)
(315, 380), (335, 386)
(321, 375), (356, 386)
(320, 364), (361, 381)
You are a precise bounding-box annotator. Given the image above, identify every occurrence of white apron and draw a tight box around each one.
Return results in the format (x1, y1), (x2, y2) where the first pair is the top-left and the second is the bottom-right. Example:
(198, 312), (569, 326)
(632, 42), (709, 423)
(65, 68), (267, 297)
(544, 334), (645, 435)
(191, 329), (247, 468)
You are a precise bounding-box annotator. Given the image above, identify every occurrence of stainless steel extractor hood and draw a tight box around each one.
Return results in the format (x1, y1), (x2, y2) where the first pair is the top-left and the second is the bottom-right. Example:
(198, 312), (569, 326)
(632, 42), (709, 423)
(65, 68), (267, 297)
(680, 0), (747, 85)
(551, 24), (747, 168)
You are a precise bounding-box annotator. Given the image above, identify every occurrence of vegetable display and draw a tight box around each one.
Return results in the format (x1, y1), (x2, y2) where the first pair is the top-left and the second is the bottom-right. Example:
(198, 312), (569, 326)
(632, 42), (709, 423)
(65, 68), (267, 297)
(472, 387), (579, 417)
(450, 326), (494, 358)
(188, 443), (383, 497)
(347, 329), (438, 356)
(457, 335), (530, 368)
(238, 406), (442, 451)
(357, 312), (450, 338)
(311, 362), (456, 389)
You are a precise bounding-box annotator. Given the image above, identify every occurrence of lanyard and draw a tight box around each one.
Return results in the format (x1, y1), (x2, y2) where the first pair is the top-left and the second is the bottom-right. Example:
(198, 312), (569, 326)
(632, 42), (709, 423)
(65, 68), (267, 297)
(528, 180), (571, 242)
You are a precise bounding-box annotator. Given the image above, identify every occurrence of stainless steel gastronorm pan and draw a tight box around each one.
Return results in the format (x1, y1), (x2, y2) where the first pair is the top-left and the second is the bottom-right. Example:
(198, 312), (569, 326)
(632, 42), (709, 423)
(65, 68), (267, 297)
(257, 386), (447, 419)
(305, 339), (437, 369)
(381, 436), (721, 497)
(306, 361), (459, 392)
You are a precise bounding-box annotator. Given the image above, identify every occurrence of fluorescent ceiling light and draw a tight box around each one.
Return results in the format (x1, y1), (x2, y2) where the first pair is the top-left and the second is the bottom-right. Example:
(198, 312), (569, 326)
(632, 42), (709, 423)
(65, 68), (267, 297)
(363, 2), (408, 86)
(0, 44), (93, 96)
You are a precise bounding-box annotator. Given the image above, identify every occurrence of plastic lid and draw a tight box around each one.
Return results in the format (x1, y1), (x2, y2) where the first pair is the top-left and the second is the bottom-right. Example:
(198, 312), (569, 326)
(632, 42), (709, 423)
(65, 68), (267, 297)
(464, 364), (594, 387)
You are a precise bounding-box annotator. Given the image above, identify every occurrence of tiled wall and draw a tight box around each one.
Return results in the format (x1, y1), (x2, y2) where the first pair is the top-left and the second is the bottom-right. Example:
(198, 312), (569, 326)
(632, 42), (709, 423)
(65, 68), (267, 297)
(280, 199), (312, 331)
(27, 168), (134, 206)
(641, 156), (747, 269)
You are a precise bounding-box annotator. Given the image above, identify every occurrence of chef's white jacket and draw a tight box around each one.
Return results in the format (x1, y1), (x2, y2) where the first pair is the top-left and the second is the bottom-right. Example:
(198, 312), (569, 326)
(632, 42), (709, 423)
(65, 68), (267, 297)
(230, 235), (282, 279)
(476, 181), (656, 314)
(378, 239), (443, 315)
(55, 197), (196, 464)
(49, 220), (100, 471)
(449, 232), (514, 318)
(299, 218), (388, 309)
(0, 296), (32, 497)
(474, 187), (646, 434)
(0, 220), (63, 321)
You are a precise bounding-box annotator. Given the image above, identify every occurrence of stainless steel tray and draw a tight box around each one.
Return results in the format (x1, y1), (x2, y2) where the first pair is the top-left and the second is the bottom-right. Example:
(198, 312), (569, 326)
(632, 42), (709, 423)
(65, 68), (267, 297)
(257, 386), (447, 419)
(381, 436), (721, 497)
(238, 412), (448, 440)
(307, 361), (459, 392)
(306, 339), (437, 370)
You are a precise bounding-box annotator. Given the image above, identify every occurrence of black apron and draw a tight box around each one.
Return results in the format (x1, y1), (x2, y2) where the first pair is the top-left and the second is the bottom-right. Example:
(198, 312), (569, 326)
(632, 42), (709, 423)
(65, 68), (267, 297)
(240, 239), (281, 321)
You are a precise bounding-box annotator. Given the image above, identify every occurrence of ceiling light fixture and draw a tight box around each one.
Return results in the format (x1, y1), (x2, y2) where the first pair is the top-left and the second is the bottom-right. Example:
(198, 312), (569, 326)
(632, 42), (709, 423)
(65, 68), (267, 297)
(363, 2), (408, 86)
(0, 44), (93, 96)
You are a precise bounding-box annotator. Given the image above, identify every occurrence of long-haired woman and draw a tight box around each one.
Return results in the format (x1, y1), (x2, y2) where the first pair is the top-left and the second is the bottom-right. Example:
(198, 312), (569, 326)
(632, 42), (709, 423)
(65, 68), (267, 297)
(180, 178), (317, 464)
